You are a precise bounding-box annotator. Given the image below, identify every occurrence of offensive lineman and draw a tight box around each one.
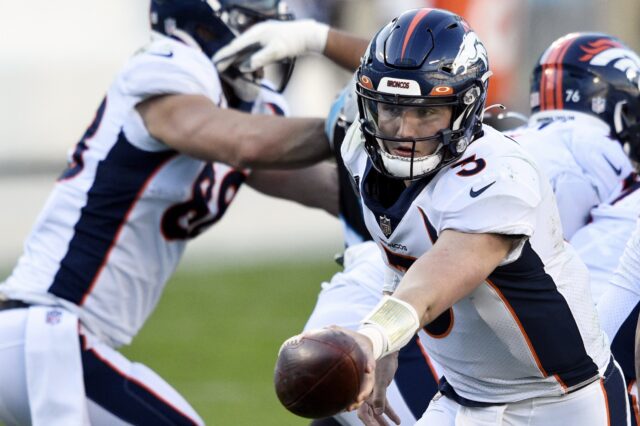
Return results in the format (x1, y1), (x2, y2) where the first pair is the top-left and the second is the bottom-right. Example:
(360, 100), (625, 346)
(0, 1), (338, 424)
(559, 33), (640, 423)
(507, 32), (637, 240)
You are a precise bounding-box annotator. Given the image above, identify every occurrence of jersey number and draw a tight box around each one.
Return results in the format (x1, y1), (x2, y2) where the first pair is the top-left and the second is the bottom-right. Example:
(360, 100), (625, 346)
(451, 154), (486, 177)
(59, 97), (107, 181)
(161, 165), (246, 240)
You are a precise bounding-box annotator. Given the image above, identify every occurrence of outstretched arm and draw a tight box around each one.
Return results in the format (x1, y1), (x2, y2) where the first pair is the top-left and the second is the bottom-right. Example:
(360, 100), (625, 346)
(392, 230), (512, 328)
(213, 20), (369, 73)
(341, 230), (513, 415)
(137, 94), (331, 169)
(246, 162), (339, 216)
(324, 28), (370, 71)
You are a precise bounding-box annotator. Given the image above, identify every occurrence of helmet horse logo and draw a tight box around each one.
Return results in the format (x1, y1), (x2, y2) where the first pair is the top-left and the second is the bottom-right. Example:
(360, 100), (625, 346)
(451, 32), (488, 75)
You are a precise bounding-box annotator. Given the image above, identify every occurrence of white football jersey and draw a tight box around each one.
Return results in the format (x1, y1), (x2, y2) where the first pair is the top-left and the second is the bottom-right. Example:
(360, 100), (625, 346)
(0, 34), (288, 348)
(609, 218), (640, 297)
(570, 181), (640, 301)
(342, 124), (610, 403)
(508, 110), (633, 239)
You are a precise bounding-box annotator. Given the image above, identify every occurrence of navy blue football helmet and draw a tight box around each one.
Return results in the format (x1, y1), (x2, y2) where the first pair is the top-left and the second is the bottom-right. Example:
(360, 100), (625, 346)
(150, 0), (235, 58)
(222, 0), (293, 33)
(356, 8), (491, 180)
(531, 32), (640, 161)
(150, 0), (295, 93)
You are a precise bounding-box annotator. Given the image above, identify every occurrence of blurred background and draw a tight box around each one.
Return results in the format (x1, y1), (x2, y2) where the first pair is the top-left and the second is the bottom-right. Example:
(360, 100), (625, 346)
(1, 0), (640, 268)
(1, 0), (639, 424)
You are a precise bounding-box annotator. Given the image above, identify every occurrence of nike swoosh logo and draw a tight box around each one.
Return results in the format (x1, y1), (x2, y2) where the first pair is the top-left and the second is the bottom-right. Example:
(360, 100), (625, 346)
(149, 51), (174, 58)
(602, 154), (622, 176)
(469, 181), (496, 198)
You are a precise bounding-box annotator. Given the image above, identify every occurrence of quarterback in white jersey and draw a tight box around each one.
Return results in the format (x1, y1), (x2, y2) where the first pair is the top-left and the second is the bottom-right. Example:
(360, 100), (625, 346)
(303, 80), (443, 426)
(0, 1), (336, 425)
(321, 9), (626, 425)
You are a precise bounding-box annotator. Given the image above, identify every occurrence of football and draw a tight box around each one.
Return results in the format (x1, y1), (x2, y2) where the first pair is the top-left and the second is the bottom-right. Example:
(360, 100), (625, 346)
(274, 328), (368, 419)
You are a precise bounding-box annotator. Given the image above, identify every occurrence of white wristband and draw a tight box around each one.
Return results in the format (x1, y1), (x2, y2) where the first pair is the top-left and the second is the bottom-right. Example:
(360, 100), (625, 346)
(358, 295), (420, 359)
(357, 324), (386, 360)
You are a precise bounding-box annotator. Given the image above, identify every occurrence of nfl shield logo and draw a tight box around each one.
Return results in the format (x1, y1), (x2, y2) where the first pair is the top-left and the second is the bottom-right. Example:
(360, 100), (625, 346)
(379, 215), (393, 238)
(46, 309), (62, 325)
(592, 96), (606, 114)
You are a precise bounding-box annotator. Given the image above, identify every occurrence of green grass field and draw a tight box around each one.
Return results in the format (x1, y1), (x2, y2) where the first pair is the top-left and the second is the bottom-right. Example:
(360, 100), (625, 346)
(120, 259), (340, 425)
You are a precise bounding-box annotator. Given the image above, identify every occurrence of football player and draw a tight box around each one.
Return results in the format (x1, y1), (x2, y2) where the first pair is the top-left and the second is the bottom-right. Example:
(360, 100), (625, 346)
(303, 77), (443, 426)
(0, 1), (339, 424)
(557, 33), (640, 425)
(217, 20), (636, 242)
(582, 182), (640, 426)
(220, 10), (640, 426)
(288, 9), (628, 425)
(506, 32), (637, 240)
(218, 12), (445, 426)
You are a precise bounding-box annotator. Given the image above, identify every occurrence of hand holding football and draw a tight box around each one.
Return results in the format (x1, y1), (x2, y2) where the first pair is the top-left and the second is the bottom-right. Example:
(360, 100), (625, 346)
(274, 328), (368, 419)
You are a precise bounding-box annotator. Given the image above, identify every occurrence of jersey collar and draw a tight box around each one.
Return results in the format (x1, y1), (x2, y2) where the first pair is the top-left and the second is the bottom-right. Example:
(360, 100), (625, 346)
(528, 110), (611, 134)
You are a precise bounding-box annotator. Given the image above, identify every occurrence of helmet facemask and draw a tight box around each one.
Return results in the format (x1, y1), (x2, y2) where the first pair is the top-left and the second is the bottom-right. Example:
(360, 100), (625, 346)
(217, 0), (296, 95)
(357, 79), (488, 181)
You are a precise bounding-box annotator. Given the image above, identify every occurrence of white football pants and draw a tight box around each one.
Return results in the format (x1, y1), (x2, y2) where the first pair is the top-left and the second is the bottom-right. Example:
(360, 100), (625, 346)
(417, 358), (630, 426)
(0, 306), (203, 426)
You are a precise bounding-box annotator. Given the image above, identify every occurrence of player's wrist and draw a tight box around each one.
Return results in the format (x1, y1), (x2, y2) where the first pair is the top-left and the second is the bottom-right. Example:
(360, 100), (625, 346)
(357, 324), (386, 359)
(301, 20), (329, 53)
(358, 295), (420, 359)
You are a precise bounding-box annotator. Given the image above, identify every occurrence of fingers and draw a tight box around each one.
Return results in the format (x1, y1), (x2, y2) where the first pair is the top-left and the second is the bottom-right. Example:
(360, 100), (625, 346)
(246, 44), (284, 72)
(357, 401), (392, 426)
(370, 384), (387, 417)
(213, 29), (262, 70)
(383, 398), (401, 425)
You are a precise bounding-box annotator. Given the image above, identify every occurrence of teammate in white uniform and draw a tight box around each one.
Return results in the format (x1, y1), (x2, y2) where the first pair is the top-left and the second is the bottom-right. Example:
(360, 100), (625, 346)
(0, 1), (338, 425)
(278, 9), (629, 425)
(573, 185), (640, 426)
(506, 32), (640, 240)
(222, 11), (637, 426)
(537, 34), (640, 424)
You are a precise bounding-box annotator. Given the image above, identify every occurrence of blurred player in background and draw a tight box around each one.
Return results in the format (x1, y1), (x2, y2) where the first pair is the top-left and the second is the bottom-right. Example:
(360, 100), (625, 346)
(218, 11), (446, 426)
(506, 32), (637, 240)
(315, 9), (627, 425)
(0, 1), (341, 424)
(552, 33), (640, 423)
